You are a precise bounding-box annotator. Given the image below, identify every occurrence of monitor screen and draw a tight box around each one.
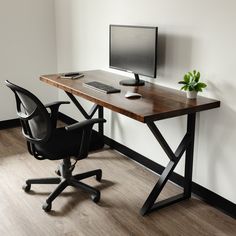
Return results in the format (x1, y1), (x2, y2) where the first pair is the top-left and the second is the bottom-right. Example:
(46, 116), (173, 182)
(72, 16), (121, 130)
(109, 25), (158, 86)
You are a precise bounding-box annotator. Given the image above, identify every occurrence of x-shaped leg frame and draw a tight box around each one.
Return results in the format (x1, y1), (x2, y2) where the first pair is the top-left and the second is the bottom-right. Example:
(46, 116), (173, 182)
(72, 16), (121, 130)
(140, 113), (196, 215)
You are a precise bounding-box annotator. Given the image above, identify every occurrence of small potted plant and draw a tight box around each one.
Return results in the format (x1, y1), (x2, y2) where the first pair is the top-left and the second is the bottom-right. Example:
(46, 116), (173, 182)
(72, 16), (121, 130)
(178, 70), (207, 99)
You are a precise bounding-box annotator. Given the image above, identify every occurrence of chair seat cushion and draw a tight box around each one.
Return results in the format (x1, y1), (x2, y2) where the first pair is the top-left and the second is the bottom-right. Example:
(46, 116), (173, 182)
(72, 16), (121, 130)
(34, 127), (104, 160)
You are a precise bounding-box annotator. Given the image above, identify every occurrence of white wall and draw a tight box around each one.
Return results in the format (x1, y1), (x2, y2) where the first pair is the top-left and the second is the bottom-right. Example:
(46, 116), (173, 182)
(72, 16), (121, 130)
(55, 0), (236, 203)
(0, 0), (57, 120)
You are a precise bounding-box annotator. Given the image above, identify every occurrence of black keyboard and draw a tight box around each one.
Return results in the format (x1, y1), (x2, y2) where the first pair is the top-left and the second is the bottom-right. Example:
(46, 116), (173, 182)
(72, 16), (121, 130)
(84, 81), (121, 94)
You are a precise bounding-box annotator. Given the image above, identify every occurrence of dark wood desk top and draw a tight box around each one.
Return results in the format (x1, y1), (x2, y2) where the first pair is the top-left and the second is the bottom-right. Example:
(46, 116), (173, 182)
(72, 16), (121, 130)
(40, 70), (220, 123)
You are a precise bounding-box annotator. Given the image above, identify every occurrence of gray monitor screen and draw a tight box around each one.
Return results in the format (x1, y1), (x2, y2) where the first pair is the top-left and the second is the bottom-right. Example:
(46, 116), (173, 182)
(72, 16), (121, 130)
(109, 25), (157, 78)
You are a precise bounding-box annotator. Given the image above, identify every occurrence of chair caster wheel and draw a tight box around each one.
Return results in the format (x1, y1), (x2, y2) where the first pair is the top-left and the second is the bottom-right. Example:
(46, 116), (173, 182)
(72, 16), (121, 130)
(22, 184), (31, 192)
(91, 192), (100, 203)
(42, 202), (52, 212)
(96, 170), (102, 182)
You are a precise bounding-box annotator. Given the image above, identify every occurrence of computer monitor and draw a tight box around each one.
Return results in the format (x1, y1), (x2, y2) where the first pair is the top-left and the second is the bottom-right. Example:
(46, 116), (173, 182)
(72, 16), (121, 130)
(109, 25), (158, 86)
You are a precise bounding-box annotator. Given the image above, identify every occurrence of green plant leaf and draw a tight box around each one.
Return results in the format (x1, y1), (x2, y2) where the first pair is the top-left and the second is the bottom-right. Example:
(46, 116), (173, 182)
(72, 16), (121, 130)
(194, 83), (207, 92)
(195, 71), (200, 82)
(181, 85), (188, 91)
(193, 70), (196, 75)
(188, 71), (193, 77)
(189, 80), (196, 87)
(178, 81), (187, 84)
(184, 74), (190, 83)
(198, 82), (207, 88)
(189, 86), (194, 91)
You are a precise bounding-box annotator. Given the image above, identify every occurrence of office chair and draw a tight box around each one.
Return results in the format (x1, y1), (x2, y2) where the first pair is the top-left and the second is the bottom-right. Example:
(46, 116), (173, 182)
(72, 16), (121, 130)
(5, 80), (106, 212)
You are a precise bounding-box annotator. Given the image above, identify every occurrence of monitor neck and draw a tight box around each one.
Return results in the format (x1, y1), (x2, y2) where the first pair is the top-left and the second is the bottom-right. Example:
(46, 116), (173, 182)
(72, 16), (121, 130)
(134, 73), (145, 86)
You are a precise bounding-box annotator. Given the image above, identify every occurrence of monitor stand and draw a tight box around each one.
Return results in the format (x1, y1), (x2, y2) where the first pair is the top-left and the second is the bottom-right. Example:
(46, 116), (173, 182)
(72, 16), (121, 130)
(119, 73), (145, 86)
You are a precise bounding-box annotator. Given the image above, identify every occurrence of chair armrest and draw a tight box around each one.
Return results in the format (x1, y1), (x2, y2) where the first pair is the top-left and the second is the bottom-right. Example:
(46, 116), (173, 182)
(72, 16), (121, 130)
(45, 101), (70, 129)
(45, 101), (70, 110)
(66, 118), (106, 159)
(65, 118), (106, 132)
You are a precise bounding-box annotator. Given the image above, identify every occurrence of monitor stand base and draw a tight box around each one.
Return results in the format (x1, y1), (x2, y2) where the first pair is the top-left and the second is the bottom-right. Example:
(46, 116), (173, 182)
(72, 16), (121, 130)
(119, 74), (145, 86)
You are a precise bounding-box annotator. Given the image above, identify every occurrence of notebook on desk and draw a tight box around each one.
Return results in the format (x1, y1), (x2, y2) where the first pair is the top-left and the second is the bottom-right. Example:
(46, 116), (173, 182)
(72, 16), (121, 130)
(60, 72), (84, 80)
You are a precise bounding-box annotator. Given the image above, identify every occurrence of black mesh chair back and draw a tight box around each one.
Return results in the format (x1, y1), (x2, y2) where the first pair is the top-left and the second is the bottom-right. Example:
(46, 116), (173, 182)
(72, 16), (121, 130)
(6, 80), (51, 140)
(5, 80), (52, 157)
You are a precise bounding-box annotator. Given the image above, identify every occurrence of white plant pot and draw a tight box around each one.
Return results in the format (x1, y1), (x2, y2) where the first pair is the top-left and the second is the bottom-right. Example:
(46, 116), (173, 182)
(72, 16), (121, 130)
(186, 91), (198, 99)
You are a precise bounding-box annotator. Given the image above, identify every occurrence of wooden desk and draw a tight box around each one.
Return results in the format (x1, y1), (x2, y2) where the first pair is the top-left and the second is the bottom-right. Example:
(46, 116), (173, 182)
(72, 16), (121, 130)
(40, 70), (220, 215)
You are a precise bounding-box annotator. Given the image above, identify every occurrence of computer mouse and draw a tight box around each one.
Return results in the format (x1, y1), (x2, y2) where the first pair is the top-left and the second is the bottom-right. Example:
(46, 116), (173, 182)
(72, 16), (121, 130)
(125, 91), (142, 99)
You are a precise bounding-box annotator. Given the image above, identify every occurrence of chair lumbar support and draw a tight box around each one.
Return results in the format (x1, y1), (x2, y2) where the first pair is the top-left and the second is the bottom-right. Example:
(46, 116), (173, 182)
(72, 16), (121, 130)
(23, 158), (102, 212)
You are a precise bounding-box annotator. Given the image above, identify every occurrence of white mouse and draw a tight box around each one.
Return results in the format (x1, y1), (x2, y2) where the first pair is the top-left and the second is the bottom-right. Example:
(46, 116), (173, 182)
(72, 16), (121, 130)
(125, 91), (142, 99)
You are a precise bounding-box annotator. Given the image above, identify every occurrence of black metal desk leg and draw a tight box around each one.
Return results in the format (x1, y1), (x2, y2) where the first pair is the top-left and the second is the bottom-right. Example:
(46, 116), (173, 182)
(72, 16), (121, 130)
(140, 114), (196, 216)
(98, 106), (104, 136)
(184, 113), (196, 198)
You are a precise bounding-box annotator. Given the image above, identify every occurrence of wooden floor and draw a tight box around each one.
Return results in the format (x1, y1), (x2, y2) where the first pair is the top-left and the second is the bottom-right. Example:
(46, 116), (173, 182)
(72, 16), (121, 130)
(0, 127), (235, 236)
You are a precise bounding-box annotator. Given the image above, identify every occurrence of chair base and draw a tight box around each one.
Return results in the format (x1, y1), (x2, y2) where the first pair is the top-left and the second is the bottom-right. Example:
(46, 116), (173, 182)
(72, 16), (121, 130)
(22, 158), (102, 212)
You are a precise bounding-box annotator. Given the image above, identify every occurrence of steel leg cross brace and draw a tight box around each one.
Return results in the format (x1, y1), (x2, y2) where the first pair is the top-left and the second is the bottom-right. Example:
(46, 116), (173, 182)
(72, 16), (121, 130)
(65, 92), (104, 136)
